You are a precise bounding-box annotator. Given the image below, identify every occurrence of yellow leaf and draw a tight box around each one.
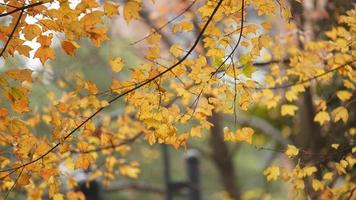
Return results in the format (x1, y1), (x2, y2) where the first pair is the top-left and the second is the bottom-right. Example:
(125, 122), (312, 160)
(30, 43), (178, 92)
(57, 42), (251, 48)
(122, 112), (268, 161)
(312, 179), (324, 191)
(336, 90), (352, 101)
(223, 127), (234, 141)
(124, 1), (141, 23)
(172, 21), (193, 33)
(314, 111), (330, 125)
(303, 166), (317, 176)
(285, 85), (305, 102)
(61, 40), (80, 56)
(75, 154), (94, 170)
(335, 160), (348, 175)
(146, 31), (161, 45)
(5, 69), (32, 83)
(323, 172), (333, 181)
(281, 104), (298, 116)
(331, 106), (349, 123)
(263, 165), (280, 181)
(169, 44), (183, 57)
(119, 162), (140, 178)
(331, 143), (339, 150)
(109, 57), (125, 72)
(235, 127), (254, 144)
(104, 1), (119, 17)
(145, 46), (160, 60)
(285, 145), (299, 158)
(75, 141), (94, 170)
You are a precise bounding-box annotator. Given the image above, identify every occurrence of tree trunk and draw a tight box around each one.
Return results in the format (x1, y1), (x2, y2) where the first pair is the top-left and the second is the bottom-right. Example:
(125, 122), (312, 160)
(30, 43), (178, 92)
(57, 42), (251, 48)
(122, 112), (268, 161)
(208, 113), (240, 200)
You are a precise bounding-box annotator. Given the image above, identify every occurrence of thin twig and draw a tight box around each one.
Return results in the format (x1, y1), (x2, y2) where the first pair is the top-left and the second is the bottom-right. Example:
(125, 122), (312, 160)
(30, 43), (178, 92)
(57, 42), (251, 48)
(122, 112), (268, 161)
(4, 167), (24, 200)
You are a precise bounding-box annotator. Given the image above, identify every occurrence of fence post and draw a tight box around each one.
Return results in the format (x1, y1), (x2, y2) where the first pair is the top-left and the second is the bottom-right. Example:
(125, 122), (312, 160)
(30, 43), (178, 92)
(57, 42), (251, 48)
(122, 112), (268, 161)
(185, 149), (201, 200)
(162, 144), (173, 200)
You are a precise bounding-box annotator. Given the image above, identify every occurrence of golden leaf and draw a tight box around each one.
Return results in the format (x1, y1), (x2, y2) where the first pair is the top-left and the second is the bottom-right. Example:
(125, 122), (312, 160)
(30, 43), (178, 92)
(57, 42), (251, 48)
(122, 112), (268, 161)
(281, 104), (298, 116)
(34, 46), (55, 63)
(336, 90), (352, 102)
(314, 111), (330, 125)
(23, 24), (42, 40)
(109, 57), (125, 72)
(332, 106), (348, 123)
(263, 165), (280, 181)
(124, 1), (141, 23)
(104, 1), (119, 17)
(285, 145), (299, 158)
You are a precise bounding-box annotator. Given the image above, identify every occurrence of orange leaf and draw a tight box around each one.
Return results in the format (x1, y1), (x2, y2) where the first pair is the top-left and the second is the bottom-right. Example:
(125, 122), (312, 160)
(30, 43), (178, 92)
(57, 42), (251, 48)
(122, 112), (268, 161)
(34, 46), (55, 63)
(37, 35), (52, 47)
(61, 40), (80, 56)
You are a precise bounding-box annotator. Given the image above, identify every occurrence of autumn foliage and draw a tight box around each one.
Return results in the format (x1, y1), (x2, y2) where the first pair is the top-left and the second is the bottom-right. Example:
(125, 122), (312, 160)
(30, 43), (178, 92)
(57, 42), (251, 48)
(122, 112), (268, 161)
(0, 0), (355, 199)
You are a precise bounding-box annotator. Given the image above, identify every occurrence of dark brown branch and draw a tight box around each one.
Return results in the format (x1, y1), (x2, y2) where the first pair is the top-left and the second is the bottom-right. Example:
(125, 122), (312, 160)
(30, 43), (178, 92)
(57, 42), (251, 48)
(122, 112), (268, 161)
(0, 6), (25, 58)
(0, 0), (224, 174)
(211, 0), (245, 78)
(0, 2), (44, 18)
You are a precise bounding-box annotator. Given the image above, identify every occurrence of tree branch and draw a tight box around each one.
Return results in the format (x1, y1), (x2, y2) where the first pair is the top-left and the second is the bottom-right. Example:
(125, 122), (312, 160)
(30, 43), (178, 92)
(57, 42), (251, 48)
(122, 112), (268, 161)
(70, 133), (143, 154)
(0, 2), (44, 18)
(0, 5), (25, 57)
(0, 0), (224, 174)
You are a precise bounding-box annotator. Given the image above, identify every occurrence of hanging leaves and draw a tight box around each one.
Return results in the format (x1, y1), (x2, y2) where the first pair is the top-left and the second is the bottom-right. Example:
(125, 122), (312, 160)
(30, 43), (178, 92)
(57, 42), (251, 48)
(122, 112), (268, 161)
(0, 0), (354, 199)
(124, 0), (142, 23)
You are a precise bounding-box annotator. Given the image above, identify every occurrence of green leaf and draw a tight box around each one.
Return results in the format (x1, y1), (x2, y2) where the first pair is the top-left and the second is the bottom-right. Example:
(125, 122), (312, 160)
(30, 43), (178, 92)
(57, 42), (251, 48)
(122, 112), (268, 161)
(239, 54), (251, 65)
(242, 64), (256, 78)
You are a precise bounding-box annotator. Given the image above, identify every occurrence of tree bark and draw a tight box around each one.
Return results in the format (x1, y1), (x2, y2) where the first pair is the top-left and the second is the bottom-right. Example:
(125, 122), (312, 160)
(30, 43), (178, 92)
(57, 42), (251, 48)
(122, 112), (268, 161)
(208, 113), (240, 200)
